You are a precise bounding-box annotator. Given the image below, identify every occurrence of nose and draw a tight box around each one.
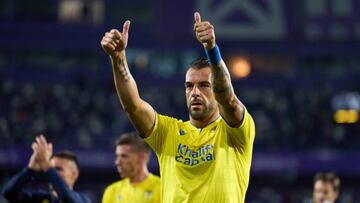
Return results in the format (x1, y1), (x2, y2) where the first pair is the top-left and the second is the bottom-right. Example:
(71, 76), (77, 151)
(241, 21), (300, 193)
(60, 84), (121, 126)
(115, 157), (121, 165)
(191, 86), (200, 97)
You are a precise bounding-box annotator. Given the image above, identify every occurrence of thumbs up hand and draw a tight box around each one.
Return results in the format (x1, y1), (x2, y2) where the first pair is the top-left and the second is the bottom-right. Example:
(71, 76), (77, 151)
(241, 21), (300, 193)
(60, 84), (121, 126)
(101, 20), (131, 58)
(193, 12), (216, 50)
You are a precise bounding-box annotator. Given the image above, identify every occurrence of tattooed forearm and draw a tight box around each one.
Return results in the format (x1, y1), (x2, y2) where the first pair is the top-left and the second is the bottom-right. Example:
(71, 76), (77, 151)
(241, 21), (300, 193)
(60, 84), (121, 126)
(211, 60), (244, 126)
(111, 55), (131, 82)
(212, 79), (231, 93)
(116, 57), (131, 81)
(211, 62), (233, 94)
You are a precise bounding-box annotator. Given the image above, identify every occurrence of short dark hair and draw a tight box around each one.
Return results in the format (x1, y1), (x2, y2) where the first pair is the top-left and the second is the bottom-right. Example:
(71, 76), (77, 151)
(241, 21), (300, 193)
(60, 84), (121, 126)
(313, 172), (341, 192)
(52, 150), (80, 171)
(189, 57), (211, 70)
(116, 132), (151, 155)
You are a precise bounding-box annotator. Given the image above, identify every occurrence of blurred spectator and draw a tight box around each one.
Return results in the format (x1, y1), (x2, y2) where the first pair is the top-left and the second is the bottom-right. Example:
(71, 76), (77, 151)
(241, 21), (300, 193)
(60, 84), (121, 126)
(313, 172), (340, 203)
(1, 75), (359, 150)
(2, 135), (91, 203)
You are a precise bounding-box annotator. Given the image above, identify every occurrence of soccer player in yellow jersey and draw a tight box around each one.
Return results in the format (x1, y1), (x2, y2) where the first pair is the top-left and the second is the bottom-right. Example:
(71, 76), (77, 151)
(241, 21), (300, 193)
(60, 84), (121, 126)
(101, 11), (255, 203)
(102, 132), (160, 203)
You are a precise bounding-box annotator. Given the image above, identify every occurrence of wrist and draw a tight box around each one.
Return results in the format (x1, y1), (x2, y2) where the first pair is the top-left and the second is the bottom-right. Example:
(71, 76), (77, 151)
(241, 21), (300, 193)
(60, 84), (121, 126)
(28, 162), (39, 171)
(110, 51), (126, 61)
(27, 166), (37, 172)
(204, 41), (216, 51)
(28, 165), (36, 170)
(205, 44), (222, 65)
(41, 162), (52, 172)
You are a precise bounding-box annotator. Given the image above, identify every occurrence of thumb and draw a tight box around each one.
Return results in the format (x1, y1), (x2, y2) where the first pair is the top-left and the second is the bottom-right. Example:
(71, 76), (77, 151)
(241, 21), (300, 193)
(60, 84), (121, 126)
(194, 12), (201, 23)
(122, 20), (131, 35)
(48, 143), (53, 152)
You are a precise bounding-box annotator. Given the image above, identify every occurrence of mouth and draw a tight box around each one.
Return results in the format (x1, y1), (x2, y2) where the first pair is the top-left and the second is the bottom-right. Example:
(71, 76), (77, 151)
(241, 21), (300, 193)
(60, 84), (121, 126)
(190, 100), (204, 109)
(191, 101), (203, 107)
(116, 166), (123, 172)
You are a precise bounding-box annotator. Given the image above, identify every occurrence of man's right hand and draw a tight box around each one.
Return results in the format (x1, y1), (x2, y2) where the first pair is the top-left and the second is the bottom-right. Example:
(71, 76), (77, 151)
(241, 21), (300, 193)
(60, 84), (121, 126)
(28, 135), (53, 172)
(101, 20), (131, 59)
(34, 135), (53, 172)
(28, 143), (41, 171)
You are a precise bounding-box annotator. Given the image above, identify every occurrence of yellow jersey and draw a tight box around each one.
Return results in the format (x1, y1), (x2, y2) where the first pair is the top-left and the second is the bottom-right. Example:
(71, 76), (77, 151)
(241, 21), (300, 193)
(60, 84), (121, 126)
(102, 173), (160, 203)
(145, 109), (255, 203)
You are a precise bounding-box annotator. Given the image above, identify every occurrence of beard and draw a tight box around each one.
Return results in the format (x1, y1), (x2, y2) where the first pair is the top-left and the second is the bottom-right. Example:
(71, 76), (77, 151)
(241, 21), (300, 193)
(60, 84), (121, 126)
(188, 102), (216, 121)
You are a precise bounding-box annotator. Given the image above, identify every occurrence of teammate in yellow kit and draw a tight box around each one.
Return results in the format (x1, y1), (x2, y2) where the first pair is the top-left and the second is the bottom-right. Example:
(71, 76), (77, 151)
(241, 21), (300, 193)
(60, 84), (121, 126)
(102, 132), (160, 203)
(101, 11), (255, 203)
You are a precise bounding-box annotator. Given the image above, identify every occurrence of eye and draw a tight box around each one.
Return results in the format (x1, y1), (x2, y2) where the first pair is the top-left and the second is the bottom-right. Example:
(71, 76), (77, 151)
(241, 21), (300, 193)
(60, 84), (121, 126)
(185, 83), (194, 89)
(199, 83), (210, 88)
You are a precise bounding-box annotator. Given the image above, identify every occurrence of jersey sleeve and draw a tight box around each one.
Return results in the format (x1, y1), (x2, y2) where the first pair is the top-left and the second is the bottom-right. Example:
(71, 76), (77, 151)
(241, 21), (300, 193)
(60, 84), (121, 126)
(222, 107), (255, 160)
(144, 112), (177, 155)
(45, 168), (91, 203)
(2, 167), (37, 202)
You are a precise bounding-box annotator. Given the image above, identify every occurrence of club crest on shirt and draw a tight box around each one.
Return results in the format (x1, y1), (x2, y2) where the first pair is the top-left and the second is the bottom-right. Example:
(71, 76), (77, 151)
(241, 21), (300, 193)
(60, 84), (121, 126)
(117, 195), (123, 201)
(145, 190), (152, 199)
(179, 129), (187, 136)
(42, 200), (50, 203)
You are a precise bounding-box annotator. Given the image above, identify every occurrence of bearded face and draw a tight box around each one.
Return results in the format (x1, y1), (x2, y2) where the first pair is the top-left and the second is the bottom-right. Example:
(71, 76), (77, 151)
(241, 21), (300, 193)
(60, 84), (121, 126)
(185, 67), (218, 121)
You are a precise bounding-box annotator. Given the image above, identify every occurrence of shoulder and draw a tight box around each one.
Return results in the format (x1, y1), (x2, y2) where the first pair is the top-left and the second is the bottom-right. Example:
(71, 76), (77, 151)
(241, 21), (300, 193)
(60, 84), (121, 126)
(156, 113), (184, 125)
(147, 174), (161, 189)
(149, 173), (160, 182)
(104, 179), (127, 192)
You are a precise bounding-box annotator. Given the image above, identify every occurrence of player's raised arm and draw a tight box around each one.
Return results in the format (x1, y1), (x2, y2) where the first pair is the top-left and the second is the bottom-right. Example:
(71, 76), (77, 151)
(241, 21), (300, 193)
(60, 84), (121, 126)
(193, 12), (245, 127)
(101, 21), (155, 137)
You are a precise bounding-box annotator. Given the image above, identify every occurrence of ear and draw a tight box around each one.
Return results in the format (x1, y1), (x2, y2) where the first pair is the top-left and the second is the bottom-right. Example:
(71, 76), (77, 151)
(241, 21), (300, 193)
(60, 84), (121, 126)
(139, 152), (150, 163)
(68, 161), (79, 181)
(72, 168), (79, 181)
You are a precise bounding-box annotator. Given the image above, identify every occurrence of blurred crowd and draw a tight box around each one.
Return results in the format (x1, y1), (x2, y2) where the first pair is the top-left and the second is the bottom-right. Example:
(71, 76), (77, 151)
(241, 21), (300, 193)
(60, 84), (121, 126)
(1, 70), (359, 151)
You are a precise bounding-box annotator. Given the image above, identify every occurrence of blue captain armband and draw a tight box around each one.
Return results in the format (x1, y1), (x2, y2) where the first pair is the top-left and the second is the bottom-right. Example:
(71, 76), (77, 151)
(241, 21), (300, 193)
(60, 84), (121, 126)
(205, 44), (222, 65)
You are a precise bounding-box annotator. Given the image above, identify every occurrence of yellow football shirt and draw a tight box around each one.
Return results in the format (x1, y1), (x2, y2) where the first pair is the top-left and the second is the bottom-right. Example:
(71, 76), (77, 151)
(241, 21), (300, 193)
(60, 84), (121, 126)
(102, 173), (160, 203)
(145, 109), (255, 203)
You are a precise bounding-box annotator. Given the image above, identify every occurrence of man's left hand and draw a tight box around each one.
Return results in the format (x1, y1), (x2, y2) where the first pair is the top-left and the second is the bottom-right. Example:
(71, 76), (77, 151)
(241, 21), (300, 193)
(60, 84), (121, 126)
(193, 12), (216, 50)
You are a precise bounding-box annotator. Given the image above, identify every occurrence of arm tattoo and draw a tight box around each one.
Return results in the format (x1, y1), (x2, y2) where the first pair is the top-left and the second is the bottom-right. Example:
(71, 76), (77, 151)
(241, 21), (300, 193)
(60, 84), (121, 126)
(116, 57), (131, 81)
(211, 63), (232, 94)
